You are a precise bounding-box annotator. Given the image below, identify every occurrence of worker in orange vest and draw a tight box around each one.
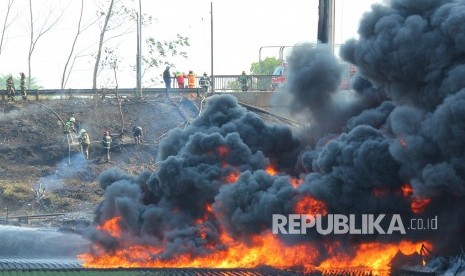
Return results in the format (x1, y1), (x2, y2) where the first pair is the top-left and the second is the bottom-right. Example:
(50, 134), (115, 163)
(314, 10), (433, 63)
(187, 70), (196, 88)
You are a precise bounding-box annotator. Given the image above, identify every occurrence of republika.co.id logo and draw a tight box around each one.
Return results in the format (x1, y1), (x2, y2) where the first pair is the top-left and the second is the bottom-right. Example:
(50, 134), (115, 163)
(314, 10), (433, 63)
(272, 214), (438, 235)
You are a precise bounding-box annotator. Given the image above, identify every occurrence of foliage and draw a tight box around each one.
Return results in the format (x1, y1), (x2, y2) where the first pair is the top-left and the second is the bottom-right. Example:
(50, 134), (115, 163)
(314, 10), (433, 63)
(250, 56), (282, 75)
(141, 34), (190, 86)
(0, 180), (34, 205)
(0, 74), (42, 89)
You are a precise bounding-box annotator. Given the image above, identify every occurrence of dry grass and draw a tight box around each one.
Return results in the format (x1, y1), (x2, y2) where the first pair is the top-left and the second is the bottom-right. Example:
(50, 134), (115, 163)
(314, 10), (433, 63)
(0, 180), (34, 205)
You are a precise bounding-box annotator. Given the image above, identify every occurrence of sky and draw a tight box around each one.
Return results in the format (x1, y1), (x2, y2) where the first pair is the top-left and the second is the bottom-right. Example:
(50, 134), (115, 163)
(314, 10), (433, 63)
(0, 0), (382, 89)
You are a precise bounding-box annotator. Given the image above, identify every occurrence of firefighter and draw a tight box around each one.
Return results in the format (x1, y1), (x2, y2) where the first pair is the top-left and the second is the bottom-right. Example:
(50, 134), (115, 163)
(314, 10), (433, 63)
(6, 76), (15, 101)
(79, 129), (91, 160)
(19, 72), (27, 100)
(64, 117), (77, 144)
(199, 72), (211, 94)
(132, 125), (143, 145)
(238, 71), (249, 91)
(101, 131), (112, 162)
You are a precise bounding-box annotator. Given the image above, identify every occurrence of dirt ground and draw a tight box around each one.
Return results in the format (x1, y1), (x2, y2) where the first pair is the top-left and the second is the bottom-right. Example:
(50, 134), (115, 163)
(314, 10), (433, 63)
(0, 93), (201, 227)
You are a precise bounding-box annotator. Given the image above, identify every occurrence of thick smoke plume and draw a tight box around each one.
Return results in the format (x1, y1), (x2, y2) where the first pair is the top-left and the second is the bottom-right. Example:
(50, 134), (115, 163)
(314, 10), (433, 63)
(85, 0), (465, 264)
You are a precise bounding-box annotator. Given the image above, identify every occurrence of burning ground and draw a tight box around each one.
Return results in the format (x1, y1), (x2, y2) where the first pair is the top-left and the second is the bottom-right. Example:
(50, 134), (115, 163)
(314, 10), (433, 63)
(79, 0), (465, 274)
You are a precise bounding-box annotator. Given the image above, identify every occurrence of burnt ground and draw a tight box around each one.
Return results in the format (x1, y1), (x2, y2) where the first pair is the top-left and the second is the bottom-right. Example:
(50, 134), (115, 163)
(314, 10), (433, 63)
(0, 93), (201, 226)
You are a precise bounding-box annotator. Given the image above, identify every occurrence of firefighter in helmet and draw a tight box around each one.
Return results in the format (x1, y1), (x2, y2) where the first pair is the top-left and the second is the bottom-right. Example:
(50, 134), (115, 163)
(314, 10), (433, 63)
(101, 131), (112, 162)
(6, 76), (15, 101)
(79, 129), (91, 160)
(199, 72), (211, 94)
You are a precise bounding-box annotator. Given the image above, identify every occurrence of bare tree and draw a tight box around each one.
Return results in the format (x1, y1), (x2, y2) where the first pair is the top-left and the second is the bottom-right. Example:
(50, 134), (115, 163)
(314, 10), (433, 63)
(100, 47), (125, 134)
(0, 0), (16, 56)
(61, 0), (101, 89)
(92, 0), (115, 90)
(92, 0), (148, 90)
(60, 0), (84, 89)
(28, 0), (66, 89)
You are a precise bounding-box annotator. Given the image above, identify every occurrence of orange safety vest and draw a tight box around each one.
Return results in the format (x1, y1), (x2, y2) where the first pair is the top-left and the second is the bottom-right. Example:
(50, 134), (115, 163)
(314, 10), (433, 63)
(187, 73), (196, 88)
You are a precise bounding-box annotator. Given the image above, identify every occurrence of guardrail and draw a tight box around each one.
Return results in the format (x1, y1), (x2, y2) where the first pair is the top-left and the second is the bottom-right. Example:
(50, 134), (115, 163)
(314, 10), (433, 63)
(0, 87), (203, 100)
(0, 213), (65, 225)
(169, 75), (274, 91)
(0, 70), (354, 99)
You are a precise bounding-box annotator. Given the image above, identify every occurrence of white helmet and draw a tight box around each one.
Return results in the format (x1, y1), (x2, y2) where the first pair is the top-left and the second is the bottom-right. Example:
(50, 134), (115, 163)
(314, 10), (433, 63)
(69, 117), (76, 122)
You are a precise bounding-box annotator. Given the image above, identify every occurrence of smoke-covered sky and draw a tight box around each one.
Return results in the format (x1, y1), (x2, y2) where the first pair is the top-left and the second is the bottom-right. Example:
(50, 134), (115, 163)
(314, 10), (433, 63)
(85, 0), (465, 264)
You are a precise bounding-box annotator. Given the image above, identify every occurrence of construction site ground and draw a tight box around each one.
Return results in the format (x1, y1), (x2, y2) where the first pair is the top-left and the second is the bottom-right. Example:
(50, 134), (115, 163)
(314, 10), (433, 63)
(0, 93), (202, 228)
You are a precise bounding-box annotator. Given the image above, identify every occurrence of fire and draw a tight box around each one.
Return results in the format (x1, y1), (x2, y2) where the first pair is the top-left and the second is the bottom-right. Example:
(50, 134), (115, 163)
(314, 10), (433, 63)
(294, 195), (327, 216)
(97, 216), (122, 238)
(290, 177), (303, 189)
(224, 170), (240, 183)
(400, 183), (431, 214)
(265, 164), (278, 176)
(216, 145), (230, 158)
(264, 163), (303, 189)
(80, 216), (432, 275)
(318, 241), (431, 274)
(79, 229), (321, 271)
(410, 197), (432, 214)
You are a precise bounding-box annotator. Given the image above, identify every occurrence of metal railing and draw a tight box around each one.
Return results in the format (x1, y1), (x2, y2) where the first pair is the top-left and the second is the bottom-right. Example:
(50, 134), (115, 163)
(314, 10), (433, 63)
(170, 75), (275, 92)
(0, 66), (355, 99)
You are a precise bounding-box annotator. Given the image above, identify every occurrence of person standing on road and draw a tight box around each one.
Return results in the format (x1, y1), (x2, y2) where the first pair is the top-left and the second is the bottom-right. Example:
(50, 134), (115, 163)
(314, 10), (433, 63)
(6, 76), (15, 101)
(132, 125), (143, 145)
(79, 129), (91, 160)
(238, 71), (249, 92)
(163, 66), (171, 97)
(187, 70), (196, 88)
(175, 71), (186, 88)
(101, 131), (112, 162)
(199, 72), (211, 94)
(19, 72), (27, 100)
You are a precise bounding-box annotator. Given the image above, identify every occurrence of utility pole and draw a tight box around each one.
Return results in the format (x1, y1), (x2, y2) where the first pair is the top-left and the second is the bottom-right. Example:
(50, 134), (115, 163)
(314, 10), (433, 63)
(136, 0), (142, 97)
(210, 2), (214, 93)
(318, 0), (335, 53)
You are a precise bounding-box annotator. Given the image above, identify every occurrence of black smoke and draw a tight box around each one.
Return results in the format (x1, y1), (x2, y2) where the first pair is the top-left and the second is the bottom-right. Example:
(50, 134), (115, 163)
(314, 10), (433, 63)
(85, 0), (465, 264)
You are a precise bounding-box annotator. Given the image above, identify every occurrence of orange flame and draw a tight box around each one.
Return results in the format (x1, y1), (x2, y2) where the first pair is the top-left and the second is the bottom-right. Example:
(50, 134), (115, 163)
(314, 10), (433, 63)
(265, 164), (278, 176)
(79, 230), (321, 271)
(410, 198), (432, 214)
(290, 177), (303, 189)
(400, 183), (431, 214)
(224, 170), (240, 183)
(294, 195), (327, 216)
(318, 241), (431, 274)
(97, 216), (122, 238)
(80, 217), (431, 275)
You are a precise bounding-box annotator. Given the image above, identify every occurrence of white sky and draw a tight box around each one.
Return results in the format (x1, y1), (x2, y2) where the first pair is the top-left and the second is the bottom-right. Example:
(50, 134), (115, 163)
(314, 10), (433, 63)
(0, 0), (382, 89)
